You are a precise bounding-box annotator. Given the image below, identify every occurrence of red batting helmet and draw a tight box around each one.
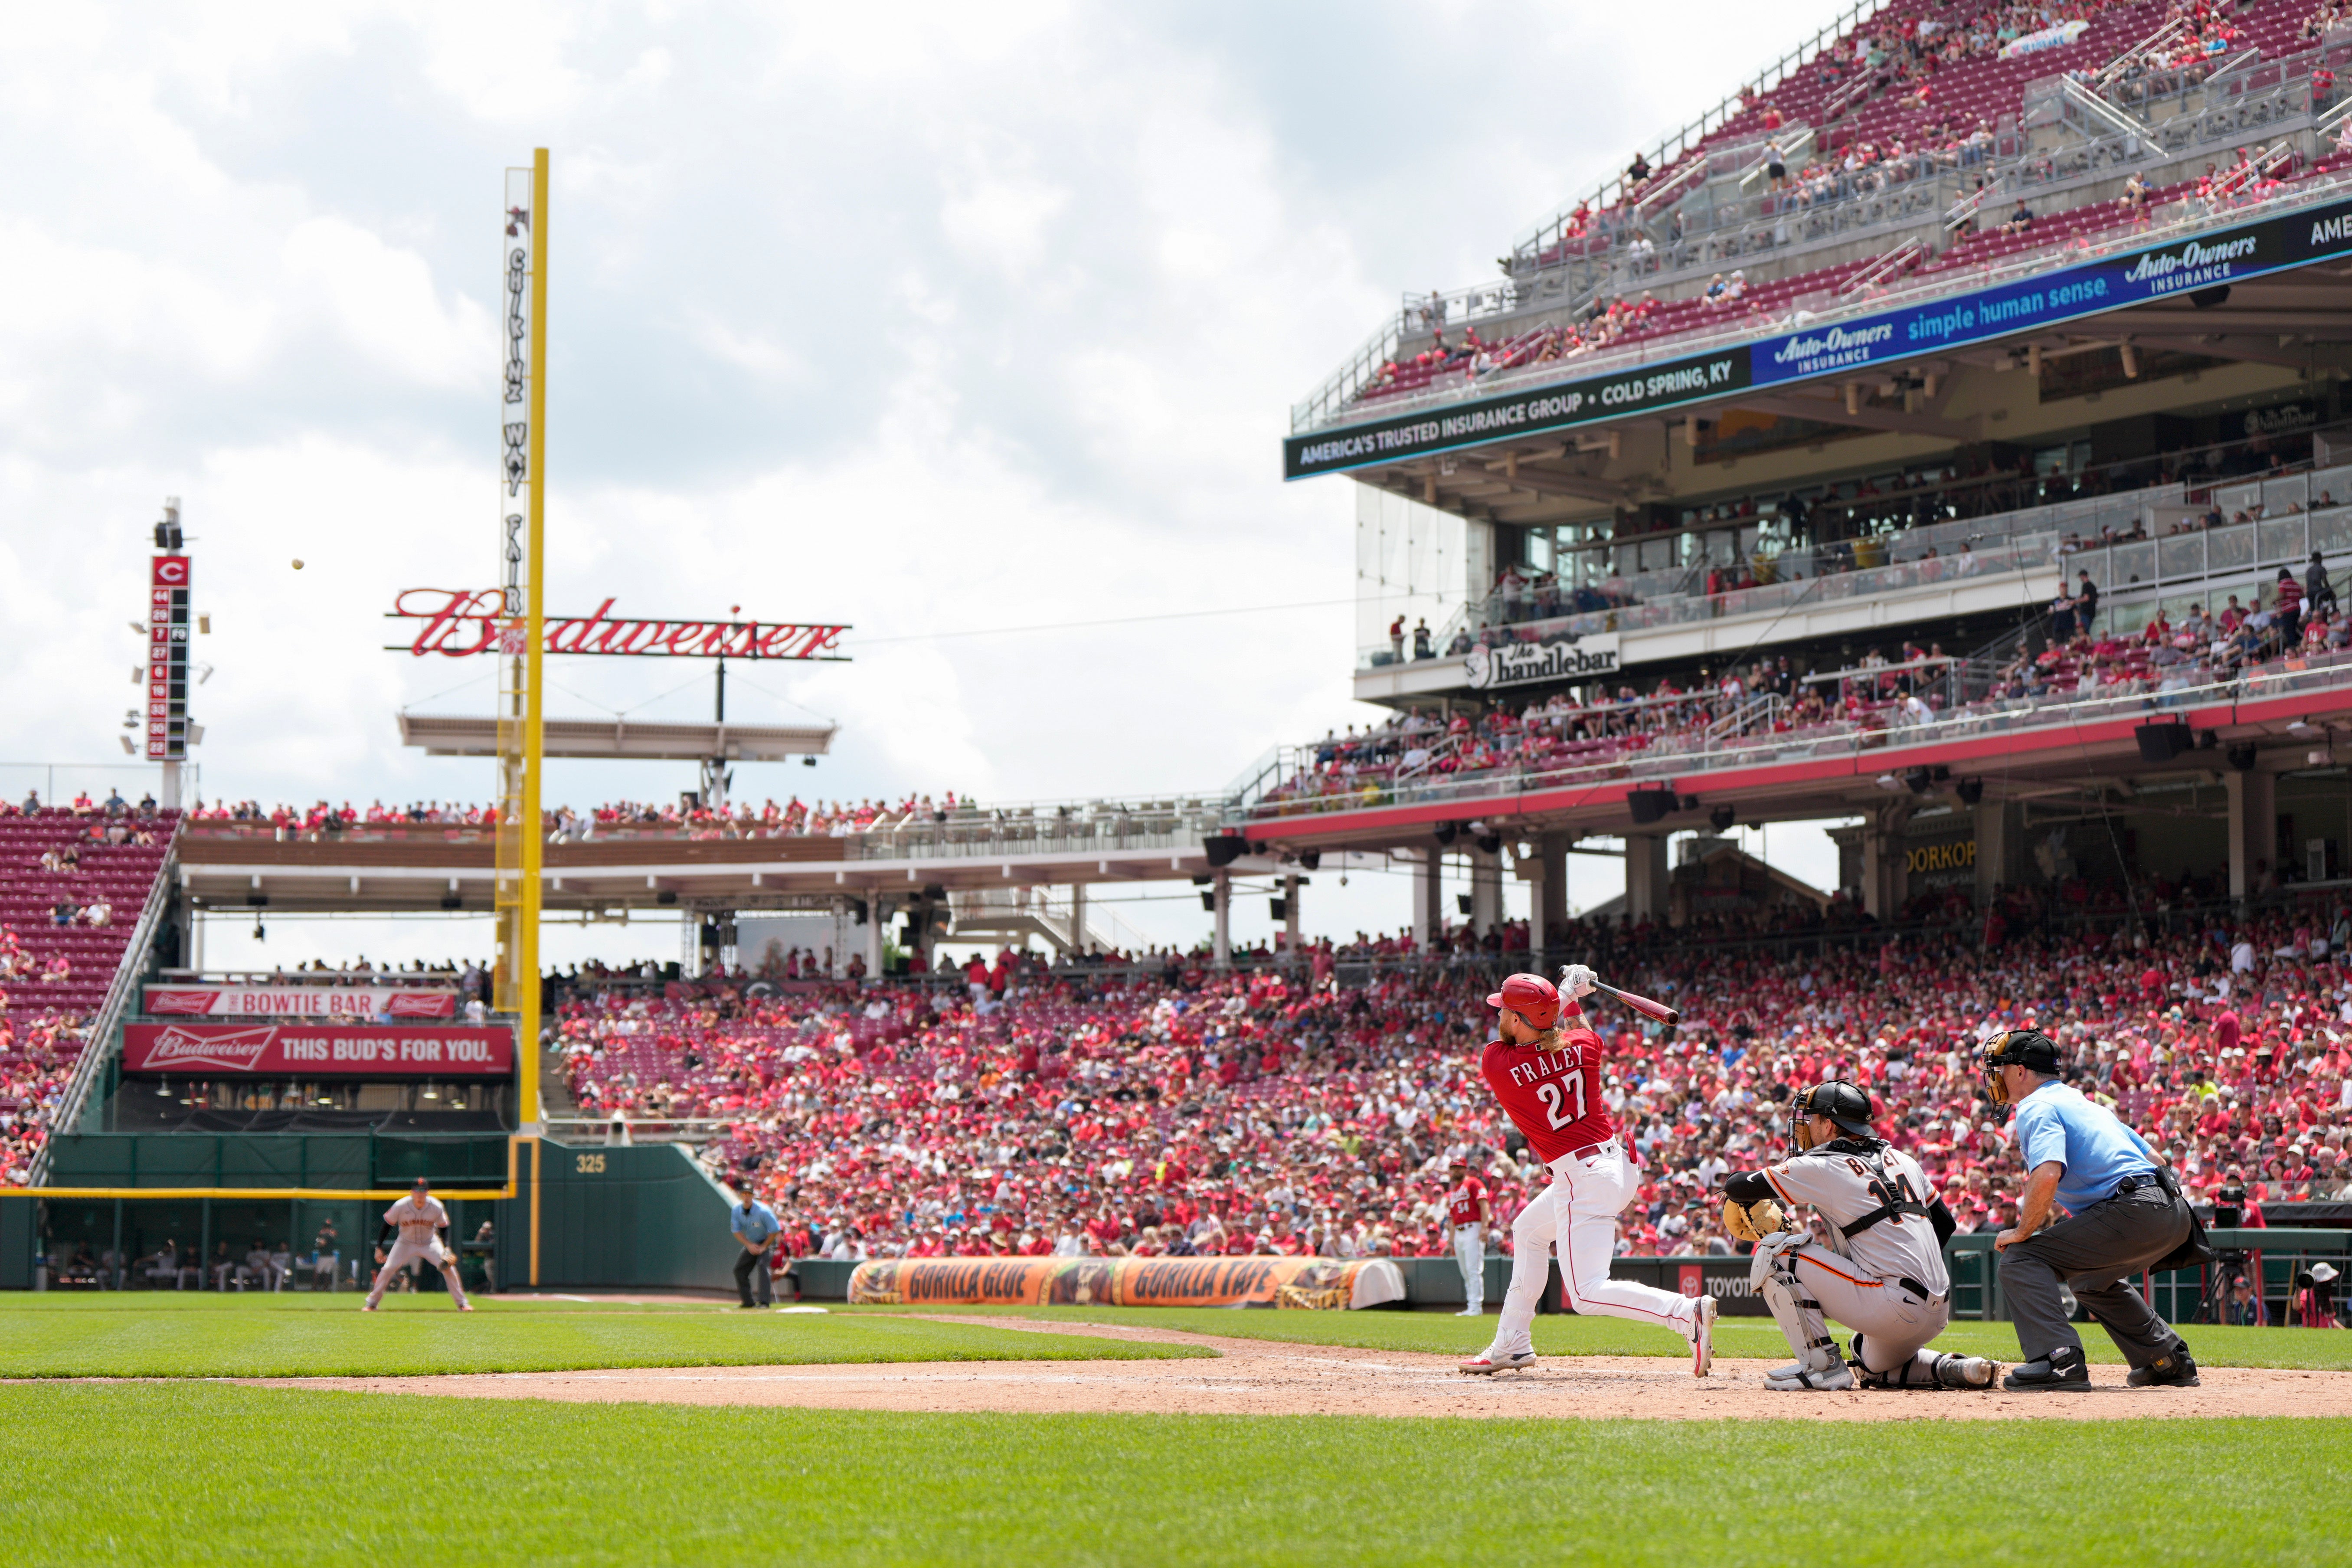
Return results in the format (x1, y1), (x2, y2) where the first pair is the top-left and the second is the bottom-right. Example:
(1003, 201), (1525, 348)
(1487, 973), (1560, 1029)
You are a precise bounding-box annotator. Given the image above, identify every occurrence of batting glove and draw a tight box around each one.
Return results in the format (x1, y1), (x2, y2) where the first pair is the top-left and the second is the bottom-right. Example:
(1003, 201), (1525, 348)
(1559, 964), (1596, 1000)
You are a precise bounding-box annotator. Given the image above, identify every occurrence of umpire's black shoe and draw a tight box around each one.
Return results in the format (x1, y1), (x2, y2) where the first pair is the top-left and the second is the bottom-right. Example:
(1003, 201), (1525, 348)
(2127, 1346), (2200, 1388)
(2002, 1345), (2090, 1390)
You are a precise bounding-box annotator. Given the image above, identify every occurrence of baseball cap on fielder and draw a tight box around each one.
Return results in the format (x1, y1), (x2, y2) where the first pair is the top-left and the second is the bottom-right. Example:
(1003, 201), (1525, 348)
(1486, 972), (1560, 1030)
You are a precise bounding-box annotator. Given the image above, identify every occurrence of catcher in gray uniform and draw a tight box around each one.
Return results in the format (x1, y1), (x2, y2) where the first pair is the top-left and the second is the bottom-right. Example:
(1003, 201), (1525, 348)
(1722, 1081), (1997, 1391)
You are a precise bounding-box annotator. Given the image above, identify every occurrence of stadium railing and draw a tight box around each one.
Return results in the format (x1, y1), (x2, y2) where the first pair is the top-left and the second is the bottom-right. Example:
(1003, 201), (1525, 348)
(1387, 462), (2352, 668)
(1238, 655), (2352, 825)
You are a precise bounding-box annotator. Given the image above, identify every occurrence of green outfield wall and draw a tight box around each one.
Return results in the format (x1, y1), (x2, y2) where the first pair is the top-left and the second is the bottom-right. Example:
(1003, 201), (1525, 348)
(493, 1139), (743, 1293)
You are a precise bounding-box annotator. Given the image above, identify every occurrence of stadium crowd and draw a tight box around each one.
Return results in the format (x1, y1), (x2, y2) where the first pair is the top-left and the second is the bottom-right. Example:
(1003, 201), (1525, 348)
(181, 793), (977, 840)
(544, 902), (2352, 1282)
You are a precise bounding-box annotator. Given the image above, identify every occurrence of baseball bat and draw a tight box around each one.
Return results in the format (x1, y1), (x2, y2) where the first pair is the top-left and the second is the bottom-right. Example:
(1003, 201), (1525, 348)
(1587, 979), (1680, 1028)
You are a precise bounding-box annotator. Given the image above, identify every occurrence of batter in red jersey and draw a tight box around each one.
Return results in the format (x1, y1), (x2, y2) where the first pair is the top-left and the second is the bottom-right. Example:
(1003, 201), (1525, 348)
(1459, 967), (1716, 1376)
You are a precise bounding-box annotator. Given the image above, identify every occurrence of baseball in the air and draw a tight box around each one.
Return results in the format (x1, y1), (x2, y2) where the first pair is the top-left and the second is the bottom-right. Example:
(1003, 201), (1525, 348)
(291, 559), (304, 570)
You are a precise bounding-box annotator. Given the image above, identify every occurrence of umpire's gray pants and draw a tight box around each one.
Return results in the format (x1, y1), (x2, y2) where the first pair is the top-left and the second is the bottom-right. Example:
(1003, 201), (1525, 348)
(1998, 1189), (2190, 1366)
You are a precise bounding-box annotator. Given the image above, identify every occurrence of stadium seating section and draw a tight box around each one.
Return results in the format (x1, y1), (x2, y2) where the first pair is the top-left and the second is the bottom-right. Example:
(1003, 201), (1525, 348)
(1354, 0), (2352, 411)
(0, 805), (177, 1182)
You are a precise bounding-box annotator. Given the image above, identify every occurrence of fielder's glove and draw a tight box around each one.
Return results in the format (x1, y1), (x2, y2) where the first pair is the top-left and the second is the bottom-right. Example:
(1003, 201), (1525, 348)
(1721, 1194), (1786, 1244)
(1559, 963), (1597, 1000)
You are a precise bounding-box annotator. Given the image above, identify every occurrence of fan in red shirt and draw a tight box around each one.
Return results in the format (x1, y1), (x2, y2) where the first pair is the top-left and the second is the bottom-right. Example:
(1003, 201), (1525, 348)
(1459, 967), (1716, 1378)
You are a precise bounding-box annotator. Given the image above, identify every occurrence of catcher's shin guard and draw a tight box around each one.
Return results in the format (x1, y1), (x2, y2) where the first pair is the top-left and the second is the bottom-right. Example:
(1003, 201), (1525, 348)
(1760, 1259), (1846, 1389)
(1850, 1338), (1998, 1389)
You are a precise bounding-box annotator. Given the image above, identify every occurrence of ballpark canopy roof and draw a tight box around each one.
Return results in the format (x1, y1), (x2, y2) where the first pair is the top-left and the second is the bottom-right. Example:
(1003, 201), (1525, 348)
(396, 712), (835, 762)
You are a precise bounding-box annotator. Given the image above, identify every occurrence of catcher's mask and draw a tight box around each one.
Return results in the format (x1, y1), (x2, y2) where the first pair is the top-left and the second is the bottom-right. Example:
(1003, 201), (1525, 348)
(1979, 1029), (2060, 1106)
(1788, 1079), (1874, 1151)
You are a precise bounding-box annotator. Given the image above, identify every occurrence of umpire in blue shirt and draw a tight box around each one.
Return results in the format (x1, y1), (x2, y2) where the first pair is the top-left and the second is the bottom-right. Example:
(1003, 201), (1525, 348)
(730, 1192), (780, 1309)
(1985, 1029), (2204, 1390)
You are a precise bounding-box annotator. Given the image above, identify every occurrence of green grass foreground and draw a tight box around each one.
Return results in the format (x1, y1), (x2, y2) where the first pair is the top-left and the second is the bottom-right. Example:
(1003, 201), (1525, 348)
(0, 1299), (1208, 1378)
(0, 1384), (2340, 1567)
(847, 1303), (2352, 1370)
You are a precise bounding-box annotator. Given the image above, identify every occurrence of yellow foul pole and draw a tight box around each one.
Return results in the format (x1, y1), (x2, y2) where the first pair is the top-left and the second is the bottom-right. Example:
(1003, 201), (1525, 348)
(495, 151), (549, 1147)
(521, 147), (548, 1130)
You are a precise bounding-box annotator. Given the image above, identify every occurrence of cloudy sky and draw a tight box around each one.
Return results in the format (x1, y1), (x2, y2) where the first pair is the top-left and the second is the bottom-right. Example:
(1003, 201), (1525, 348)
(0, 0), (1856, 965)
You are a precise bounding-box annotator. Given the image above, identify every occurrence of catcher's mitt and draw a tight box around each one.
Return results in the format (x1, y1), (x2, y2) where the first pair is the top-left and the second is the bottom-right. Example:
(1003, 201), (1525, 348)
(1722, 1195), (1786, 1243)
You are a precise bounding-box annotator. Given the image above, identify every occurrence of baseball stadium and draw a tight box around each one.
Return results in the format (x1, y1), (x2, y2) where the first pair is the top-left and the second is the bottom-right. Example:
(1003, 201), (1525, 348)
(10, 5), (2352, 1565)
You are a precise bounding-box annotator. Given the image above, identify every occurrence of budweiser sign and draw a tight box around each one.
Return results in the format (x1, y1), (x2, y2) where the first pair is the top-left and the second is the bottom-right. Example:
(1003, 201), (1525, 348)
(388, 589), (849, 661)
(145, 985), (458, 1020)
(122, 1024), (515, 1077)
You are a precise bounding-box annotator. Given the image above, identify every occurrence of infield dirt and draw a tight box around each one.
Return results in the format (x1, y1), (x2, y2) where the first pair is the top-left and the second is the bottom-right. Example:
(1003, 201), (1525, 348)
(249, 1314), (2352, 1421)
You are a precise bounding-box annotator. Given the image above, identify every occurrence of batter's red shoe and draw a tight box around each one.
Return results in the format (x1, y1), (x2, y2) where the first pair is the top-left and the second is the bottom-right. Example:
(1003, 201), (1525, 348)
(1458, 1349), (1537, 1375)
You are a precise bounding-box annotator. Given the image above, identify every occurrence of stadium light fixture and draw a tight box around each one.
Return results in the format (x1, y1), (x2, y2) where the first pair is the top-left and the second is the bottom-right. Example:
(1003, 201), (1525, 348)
(2288, 720), (2321, 738)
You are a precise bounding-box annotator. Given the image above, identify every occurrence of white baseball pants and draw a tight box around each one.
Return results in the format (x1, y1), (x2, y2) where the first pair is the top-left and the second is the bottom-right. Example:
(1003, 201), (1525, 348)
(1453, 1224), (1485, 1313)
(1770, 1242), (1948, 1375)
(1491, 1141), (1698, 1356)
(365, 1237), (469, 1308)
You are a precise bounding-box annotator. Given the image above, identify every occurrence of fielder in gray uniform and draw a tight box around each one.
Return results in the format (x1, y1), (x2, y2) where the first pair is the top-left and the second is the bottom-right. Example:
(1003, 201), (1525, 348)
(361, 1178), (475, 1312)
(1722, 1081), (1997, 1391)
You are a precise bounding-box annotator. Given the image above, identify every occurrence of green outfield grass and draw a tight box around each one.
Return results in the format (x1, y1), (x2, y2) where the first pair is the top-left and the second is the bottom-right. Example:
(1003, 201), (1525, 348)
(1, 1384), (2338, 1567)
(848, 1303), (2352, 1371)
(0, 1296), (1209, 1378)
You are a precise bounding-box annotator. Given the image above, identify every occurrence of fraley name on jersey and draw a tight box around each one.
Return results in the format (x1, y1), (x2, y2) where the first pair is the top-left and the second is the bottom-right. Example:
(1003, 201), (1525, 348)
(1502, 1048), (1584, 1087)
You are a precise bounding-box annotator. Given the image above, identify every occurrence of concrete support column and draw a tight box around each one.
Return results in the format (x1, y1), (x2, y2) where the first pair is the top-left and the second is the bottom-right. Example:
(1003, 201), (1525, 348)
(1973, 799), (2021, 906)
(2228, 769), (2277, 902)
(1283, 873), (1301, 962)
(865, 895), (889, 979)
(1070, 881), (1087, 957)
(1212, 870), (1231, 968)
(1860, 825), (1905, 920)
(1625, 834), (1671, 922)
(160, 761), (183, 812)
(1470, 851), (1502, 937)
(1538, 835), (1569, 961)
(1412, 849), (1443, 953)
(682, 909), (702, 977)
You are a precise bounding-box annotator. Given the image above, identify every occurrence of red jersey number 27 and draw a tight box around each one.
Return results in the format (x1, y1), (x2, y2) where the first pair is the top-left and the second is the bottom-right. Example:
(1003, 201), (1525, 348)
(1535, 1074), (1587, 1128)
